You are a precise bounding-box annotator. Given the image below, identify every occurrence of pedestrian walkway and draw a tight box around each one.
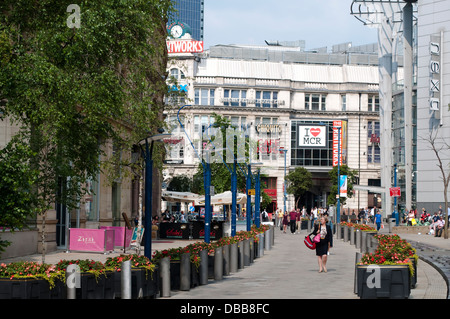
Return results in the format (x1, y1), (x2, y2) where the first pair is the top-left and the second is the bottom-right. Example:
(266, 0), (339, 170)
(0, 226), (447, 299)
(167, 227), (447, 299)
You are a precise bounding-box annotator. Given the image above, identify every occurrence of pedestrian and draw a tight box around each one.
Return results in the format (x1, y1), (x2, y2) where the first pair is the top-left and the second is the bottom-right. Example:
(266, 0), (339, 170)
(312, 216), (332, 273)
(277, 209), (283, 229)
(375, 209), (383, 231)
(296, 208), (302, 234)
(282, 211), (289, 233)
(289, 209), (297, 234)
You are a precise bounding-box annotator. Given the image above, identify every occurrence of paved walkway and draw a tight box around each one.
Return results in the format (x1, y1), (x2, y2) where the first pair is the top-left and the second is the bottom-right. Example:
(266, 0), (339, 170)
(168, 227), (447, 299)
(0, 225), (448, 299)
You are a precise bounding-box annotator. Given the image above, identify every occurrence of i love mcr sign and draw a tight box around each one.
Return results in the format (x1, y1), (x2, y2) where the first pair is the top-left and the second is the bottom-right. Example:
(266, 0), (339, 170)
(298, 125), (327, 147)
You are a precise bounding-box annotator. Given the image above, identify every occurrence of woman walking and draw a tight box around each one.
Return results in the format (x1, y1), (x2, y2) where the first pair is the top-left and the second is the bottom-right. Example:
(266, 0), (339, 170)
(312, 216), (332, 273)
(282, 211), (289, 233)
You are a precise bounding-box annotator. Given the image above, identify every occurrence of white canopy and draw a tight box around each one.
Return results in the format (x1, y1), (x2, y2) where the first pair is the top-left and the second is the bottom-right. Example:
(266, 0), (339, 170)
(162, 190), (247, 206)
(161, 190), (201, 203)
(196, 191), (247, 206)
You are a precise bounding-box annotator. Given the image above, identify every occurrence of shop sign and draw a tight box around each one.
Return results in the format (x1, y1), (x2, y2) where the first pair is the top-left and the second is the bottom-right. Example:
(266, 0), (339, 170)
(298, 125), (326, 147)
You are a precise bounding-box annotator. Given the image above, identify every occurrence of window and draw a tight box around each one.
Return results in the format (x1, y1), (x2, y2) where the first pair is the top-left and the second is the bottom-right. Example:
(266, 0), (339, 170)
(223, 89), (247, 107)
(255, 91), (278, 108)
(195, 88), (215, 105)
(367, 120), (380, 163)
(368, 95), (379, 112)
(341, 94), (347, 111)
(170, 68), (185, 80)
(305, 94), (326, 111)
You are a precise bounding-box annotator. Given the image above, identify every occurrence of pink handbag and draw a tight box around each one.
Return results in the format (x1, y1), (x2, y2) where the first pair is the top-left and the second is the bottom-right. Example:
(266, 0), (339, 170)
(313, 233), (321, 243)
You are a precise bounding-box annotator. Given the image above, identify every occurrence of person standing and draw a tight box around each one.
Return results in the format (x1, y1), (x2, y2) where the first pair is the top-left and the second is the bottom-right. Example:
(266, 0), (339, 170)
(312, 216), (332, 273)
(289, 209), (297, 234)
(282, 211), (289, 233)
(375, 209), (382, 231)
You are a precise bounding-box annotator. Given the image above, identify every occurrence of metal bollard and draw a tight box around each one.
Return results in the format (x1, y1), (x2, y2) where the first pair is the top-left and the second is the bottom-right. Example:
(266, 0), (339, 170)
(214, 246), (223, 281)
(66, 264), (80, 299)
(350, 227), (355, 245)
(354, 252), (362, 294)
(121, 260), (132, 299)
(180, 252), (191, 291)
(344, 225), (349, 242)
(230, 242), (238, 273)
(238, 241), (245, 269)
(265, 229), (271, 250)
(259, 233), (264, 257)
(355, 229), (361, 249)
(160, 257), (171, 297)
(361, 231), (367, 254)
(199, 249), (208, 285)
(271, 225), (275, 246)
(223, 244), (230, 276)
(336, 223), (341, 240)
(243, 239), (250, 266)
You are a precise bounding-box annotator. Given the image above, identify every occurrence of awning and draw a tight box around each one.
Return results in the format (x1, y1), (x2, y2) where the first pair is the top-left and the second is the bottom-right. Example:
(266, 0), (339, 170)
(161, 190), (201, 203)
(196, 191), (247, 206)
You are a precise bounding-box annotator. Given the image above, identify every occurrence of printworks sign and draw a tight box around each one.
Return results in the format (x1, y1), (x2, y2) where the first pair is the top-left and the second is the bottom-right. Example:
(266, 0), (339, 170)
(298, 126), (326, 147)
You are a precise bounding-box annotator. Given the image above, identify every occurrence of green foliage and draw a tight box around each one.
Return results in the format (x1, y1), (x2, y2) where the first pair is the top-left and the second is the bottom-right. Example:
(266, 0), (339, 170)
(327, 164), (358, 206)
(286, 167), (313, 203)
(0, 0), (174, 221)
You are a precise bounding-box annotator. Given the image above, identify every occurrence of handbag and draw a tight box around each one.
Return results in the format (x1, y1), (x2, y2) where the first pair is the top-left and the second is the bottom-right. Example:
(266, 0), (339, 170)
(313, 233), (321, 243)
(304, 234), (316, 250)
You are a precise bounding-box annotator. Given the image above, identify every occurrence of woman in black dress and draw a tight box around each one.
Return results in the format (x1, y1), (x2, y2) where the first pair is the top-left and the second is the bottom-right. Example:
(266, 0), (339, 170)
(312, 216), (332, 272)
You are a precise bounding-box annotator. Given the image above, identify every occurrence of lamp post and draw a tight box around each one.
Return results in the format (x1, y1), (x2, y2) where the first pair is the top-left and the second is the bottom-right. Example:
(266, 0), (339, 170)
(332, 125), (342, 225)
(279, 148), (288, 214)
(141, 131), (171, 259)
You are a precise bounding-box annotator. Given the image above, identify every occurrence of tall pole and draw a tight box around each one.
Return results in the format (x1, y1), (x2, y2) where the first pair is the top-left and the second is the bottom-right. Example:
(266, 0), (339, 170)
(255, 169), (261, 228)
(246, 164), (252, 231)
(394, 163), (398, 226)
(280, 148), (287, 214)
(337, 127), (341, 225)
(144, 139), (153, 259)
(231, 159), (237, 236)
(204, 159), (211, 243)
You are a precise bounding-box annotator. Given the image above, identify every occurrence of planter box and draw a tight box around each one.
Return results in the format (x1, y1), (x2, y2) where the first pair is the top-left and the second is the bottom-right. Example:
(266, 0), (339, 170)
(77, 272), (115, 299)
(356, 264), (411, 299)
(0, 277), (66, 299)
(113, 268), (159, 299)
(169, 261), (181, 290)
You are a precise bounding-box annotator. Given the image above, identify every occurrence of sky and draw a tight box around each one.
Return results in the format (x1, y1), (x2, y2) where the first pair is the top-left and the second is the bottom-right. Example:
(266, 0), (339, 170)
(203, 0), (378, 51)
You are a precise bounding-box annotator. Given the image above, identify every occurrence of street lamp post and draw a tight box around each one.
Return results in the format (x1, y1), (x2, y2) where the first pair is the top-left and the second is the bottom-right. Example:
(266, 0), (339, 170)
(333, 126), (342, 225)
(141, 131), (170, 259)
(279, 148), (288, 214)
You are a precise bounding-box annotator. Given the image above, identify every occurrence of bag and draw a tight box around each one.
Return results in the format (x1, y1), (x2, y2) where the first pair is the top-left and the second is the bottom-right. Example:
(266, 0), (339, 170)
(411, 218), (417, 226)
(313, 233), (321, 243)
(304, 235), (316, 250)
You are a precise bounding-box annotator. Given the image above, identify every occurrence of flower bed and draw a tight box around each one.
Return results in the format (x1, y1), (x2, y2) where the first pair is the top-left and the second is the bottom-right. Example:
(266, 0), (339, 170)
(340, 221), (376, 232)
(356, 234), (418, 298)
(0, 225), (271, 299)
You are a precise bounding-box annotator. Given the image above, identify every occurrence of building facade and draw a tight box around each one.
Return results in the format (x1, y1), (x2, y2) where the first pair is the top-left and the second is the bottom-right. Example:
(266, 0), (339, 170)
(164, 41), (382, 216)
(169, 0), (204, 41)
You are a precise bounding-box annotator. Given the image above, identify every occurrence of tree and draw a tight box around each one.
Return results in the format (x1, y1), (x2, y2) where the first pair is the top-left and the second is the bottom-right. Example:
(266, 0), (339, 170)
(424, 130), (450, 239)
(327, 165), (358, 207)
(168, 174), (193, 193)
(0, 0), (174, 259)
(286, 167), (313, 209)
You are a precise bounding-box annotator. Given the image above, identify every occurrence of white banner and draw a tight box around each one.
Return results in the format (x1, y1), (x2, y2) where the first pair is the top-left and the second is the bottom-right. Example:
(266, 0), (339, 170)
(298, 125), (327, 147)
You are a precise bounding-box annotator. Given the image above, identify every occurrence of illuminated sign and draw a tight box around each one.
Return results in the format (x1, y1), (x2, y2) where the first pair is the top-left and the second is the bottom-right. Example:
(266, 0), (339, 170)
(167, 40), (204, 54)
